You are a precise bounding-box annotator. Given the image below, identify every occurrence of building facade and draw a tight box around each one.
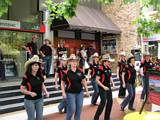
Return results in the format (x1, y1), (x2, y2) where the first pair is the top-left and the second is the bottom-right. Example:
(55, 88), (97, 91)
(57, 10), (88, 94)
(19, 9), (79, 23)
(103, 0), (140, 55)
(0, 0), (44, 80)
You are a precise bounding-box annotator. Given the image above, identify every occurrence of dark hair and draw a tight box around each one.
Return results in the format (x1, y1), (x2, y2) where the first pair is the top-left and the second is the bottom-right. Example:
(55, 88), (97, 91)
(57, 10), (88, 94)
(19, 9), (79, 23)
(127, 56), (135, 64)
(25, 62), (44, 80)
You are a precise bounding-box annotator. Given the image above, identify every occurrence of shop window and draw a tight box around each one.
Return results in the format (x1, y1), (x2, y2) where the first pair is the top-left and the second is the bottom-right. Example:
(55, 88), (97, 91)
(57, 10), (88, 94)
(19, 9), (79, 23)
(0, 30), (42, 80)
(101, 39), (117, 54)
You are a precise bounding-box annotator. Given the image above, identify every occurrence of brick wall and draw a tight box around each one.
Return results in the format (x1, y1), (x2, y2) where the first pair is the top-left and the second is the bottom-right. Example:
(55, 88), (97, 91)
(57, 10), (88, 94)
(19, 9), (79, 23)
(102, 0), (140, 56)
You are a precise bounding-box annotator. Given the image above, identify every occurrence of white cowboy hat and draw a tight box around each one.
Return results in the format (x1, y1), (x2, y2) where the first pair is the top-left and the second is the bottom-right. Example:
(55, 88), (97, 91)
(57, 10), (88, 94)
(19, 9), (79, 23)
(91, 52), (99, 58)
(143, 52), (151, 56)
(24, 55), (42, 70)
(59, 54), (68, 61)
(68, 54), (79, 61)
(119, 51), (126, 56)
(102, 54), (115, 62)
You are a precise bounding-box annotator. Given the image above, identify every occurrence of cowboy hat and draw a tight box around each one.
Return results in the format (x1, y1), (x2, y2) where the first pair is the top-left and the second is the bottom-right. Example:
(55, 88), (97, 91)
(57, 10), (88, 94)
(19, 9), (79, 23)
(91, 52), (99, 58)
(59, 54), (68, 61)
(68, 54), (79, 61)
(143, 52), (151, 56)
(119, 51), (126, 56)
(24, 55), (42, 70)
(102, 54), (115, 62)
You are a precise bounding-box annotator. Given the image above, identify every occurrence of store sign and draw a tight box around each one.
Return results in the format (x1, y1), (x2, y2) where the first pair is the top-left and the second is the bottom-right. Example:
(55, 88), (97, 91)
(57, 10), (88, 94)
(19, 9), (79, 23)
(0, 19), (20, 29)
(143, 34), (160, 42)
(148, 71), (160, 106)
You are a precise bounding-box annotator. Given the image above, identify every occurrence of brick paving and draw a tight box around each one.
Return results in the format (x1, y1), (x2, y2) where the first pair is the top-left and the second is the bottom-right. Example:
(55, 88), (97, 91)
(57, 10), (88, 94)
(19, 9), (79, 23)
(44, 94), (151, 120)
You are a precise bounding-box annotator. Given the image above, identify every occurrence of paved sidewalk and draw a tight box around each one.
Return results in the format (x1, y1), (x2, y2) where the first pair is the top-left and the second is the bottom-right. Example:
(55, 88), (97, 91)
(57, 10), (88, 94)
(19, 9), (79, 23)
(0, 87), (159, 120)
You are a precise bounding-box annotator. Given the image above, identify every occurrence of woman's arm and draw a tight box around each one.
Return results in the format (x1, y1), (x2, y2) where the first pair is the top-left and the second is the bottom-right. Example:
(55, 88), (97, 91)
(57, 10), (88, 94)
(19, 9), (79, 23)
(61, 80), (66, 99)
(87, 69), (91, 81)
(54, 72), (59, 90)
(122, 72), (126, 88)
(110, 76), (115, 88)
(42, 83), (49, 97)
(20, 85), (37, 97)
(96, 76), (109, 91)
(81, 79), (90, 97)
(117, 66), (120, 79)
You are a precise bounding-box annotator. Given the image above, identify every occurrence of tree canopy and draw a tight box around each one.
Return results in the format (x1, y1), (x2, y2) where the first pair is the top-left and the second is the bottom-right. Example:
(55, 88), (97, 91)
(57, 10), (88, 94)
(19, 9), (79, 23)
(0, 0), (12, 17)
(0, 0), (159, 37)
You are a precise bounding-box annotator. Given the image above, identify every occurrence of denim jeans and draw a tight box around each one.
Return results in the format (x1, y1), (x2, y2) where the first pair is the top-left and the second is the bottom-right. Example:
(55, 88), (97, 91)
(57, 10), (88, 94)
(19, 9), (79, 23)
(94, 86), (113, 120)
(58, 99), (66, 111)
(121, 83), (135, 109)
(140, 76), (148, 100)
(43, 56), (52, 76)
(91, 77), (99, 104)
(24, 98), (43, 120)
(118, 75), (126, 97)
(66, 90), (84, 120)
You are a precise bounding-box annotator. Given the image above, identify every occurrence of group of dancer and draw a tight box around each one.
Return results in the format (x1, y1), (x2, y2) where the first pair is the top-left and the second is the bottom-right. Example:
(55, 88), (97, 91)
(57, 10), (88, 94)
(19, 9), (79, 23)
(20, 48), (156, 120)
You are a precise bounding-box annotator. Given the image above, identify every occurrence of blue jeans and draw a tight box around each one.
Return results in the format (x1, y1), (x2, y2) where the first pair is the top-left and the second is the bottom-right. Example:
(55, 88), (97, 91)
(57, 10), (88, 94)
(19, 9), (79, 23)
(91, 77), (99, 104)
(43, 56), (52, 76)
(121, 83), (135, 109)
(66, 91), (84, 120)
(24, 98), (43, 120)
(140, 76), (148, 100)
(58, 99), (66, 111)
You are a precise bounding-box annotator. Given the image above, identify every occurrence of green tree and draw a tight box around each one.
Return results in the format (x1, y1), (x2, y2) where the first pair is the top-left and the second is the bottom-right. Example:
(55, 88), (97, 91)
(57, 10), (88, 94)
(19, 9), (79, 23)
(0, 0), (12, 17)
(44, 0), (160, 37)
(0, 0), (159, 37)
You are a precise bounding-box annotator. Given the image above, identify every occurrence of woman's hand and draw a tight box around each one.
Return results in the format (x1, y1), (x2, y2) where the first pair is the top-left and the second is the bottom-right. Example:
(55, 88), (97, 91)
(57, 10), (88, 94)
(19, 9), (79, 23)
(103, 86), (109, 91)
(122, 83), (126, 88)
(55, 84), (59, 90)
(86, 91), (90, 97)
(62, 92), (67, 99)
(112, 83), (116, 88)
(30, 92), (37, 97)
(44, 91), (50, 98)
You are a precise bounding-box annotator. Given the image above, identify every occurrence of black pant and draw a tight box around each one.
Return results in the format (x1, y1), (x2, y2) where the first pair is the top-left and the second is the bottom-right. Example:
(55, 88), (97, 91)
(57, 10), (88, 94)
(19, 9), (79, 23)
(0, 62), (5, 80)
(118, 75), (126, 97)
(94, 86), (113, 120)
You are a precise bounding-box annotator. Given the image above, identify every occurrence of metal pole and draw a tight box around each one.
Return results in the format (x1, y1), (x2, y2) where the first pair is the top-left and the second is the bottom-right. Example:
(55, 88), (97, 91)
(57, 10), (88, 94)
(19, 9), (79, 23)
(140, 34), (144, 60)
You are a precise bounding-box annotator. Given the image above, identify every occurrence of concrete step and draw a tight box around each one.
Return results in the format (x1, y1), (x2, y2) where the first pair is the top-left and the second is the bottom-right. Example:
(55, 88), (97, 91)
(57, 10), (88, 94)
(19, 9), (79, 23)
(0, 76), (120, 114)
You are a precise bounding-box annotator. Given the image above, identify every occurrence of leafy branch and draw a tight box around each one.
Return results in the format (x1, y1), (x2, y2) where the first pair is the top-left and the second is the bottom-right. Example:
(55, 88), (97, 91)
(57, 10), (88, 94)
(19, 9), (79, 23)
(0, 0), (12, 17)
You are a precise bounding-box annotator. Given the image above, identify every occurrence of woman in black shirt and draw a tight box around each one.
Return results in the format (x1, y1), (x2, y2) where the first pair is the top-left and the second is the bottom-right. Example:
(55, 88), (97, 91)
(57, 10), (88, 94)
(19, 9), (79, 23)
(87, 52), (100, 105)
(61, 54), (90, 120)
(120, 56), (136, 111)
(54, 54), (68, 113)
(20, 55), (49, 120)
(93, 54), (115, 120)
(117, 51), (127, 98)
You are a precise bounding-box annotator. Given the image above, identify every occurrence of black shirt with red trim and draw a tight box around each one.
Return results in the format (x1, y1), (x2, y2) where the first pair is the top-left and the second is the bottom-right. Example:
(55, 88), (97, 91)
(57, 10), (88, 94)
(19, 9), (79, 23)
(21, 75), (44, 100)
(123, 64), (136, 84)
(118, 60), (126, 75)
(89, 62), (99, 79)
(140, 60), (154, 75)
(97, 65), (112, 87)
(26, 41), (38, 55)
(62, 68), (85, 93)
(55, 65), (67, 84)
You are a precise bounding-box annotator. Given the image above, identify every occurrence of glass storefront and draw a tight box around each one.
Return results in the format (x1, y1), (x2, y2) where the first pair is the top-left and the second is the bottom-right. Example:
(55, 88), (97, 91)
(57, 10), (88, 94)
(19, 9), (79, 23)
(0, 30), (43, 81)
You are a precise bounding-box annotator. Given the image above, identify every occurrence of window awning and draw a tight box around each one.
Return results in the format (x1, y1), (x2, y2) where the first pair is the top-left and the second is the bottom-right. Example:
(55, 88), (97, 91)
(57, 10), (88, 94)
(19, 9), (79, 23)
(51, 5), (121, 34)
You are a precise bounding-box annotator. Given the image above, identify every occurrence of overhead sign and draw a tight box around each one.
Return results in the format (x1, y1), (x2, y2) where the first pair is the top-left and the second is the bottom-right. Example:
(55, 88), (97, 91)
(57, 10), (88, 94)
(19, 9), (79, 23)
(0, 19), (20, 29)
(143, 34), (160, 42)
